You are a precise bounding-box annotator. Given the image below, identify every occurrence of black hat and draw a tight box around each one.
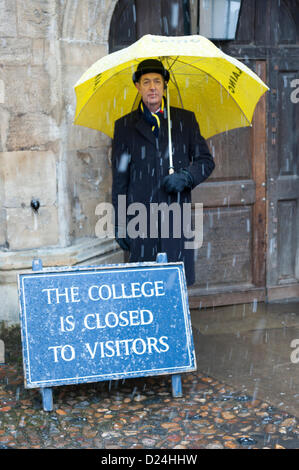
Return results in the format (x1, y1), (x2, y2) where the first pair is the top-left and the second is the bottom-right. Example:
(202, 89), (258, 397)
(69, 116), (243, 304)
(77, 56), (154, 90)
(132, 59), (170, 84)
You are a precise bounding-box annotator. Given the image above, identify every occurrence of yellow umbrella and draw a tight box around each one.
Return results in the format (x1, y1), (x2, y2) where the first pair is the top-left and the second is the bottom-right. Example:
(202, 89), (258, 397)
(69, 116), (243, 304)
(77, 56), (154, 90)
(74, 33), (269, 141)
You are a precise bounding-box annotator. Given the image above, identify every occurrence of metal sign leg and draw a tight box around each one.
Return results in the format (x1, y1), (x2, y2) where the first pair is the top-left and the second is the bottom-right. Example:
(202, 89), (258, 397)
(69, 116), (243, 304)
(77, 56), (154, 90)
(40, 387), (53, 412)
(171, 374), (183, 398)
(32, 258), (54, 412)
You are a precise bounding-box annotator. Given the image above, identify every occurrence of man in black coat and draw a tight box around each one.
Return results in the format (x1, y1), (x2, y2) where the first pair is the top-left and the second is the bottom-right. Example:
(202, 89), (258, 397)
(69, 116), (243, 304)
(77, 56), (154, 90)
(112, 59), (215, 286)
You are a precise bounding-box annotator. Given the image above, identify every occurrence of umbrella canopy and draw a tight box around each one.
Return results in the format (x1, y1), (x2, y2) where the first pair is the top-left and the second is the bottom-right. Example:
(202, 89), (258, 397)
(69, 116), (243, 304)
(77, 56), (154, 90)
(74, 34), (269, 140)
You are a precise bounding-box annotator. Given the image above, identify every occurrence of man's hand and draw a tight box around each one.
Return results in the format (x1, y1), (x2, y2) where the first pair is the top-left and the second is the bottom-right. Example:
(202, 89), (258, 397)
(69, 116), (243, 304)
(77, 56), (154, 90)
(163, 169), (194, 193)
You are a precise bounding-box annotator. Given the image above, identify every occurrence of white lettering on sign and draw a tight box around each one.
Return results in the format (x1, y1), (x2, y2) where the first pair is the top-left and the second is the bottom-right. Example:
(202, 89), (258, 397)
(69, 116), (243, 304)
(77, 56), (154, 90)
(60, 315), (76, 332)
(41, 278), (172, 364)
(84, 336), (169, 359)
(83, 309), (153, 330)
(42, 286), (81, 304)
(88, 280), (165, 301)
(48, 344), (76, 362)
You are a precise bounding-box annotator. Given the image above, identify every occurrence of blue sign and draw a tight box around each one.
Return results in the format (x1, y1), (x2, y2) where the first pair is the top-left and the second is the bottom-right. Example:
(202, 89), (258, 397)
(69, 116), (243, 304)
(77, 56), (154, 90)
(18, 262), (196, 389)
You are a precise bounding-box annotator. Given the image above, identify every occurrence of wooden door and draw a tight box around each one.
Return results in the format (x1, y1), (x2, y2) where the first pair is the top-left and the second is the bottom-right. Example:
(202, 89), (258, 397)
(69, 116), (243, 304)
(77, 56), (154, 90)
(188, 61), (267, 308)
(266, 55), (299, 301)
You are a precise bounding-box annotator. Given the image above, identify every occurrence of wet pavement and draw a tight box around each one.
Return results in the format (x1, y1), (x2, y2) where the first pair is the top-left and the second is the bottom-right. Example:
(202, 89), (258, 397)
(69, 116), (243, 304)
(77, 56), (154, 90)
(1, 301), (299, 452)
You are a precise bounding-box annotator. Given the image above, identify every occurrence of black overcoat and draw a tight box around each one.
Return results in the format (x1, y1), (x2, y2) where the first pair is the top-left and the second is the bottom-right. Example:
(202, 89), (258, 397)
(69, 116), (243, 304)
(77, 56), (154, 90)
(112, 104), (215, 286)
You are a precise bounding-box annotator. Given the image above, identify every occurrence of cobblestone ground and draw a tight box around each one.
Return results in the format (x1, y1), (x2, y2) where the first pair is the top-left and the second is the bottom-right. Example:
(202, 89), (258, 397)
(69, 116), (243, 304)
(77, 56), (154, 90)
(0, 326), (299, 450)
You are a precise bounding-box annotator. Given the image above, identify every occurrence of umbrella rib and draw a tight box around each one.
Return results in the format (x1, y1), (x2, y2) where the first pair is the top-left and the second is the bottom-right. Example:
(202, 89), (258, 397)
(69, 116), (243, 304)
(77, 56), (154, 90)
(171, 58), (253, 126)
(164, 56), (184, 109)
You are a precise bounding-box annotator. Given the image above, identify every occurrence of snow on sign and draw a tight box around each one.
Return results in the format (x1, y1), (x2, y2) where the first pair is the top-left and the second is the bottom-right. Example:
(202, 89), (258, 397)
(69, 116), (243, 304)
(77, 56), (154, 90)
(18, 259), (196, 391)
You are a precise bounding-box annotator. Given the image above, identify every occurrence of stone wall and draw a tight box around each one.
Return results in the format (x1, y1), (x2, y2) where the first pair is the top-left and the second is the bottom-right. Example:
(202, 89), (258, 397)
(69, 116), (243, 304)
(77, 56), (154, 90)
(0, 0), (122, 324)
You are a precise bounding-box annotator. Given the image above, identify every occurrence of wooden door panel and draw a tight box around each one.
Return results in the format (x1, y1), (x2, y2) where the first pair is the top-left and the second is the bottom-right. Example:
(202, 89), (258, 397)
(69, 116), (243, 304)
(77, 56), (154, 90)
(277, 200), (297, 282)
(277, 70), (298, 176)
(267, 56), (299, 300)
(192, 180), (255, 207)
(193, 206), (253, 286)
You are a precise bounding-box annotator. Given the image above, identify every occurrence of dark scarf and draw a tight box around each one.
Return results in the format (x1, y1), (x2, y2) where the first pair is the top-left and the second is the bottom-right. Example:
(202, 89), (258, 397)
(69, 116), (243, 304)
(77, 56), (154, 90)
(138, 97), (166, 137)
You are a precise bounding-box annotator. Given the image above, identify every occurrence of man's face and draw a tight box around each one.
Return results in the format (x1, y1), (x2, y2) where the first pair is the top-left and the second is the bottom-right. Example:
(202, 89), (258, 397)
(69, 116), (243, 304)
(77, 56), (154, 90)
(135, 73), (165, 112)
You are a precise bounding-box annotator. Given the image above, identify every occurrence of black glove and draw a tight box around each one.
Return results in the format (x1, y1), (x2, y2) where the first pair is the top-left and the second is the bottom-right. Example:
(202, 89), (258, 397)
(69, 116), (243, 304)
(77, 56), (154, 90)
(163, 169), (194, 194)
(115, 226), (130, 251)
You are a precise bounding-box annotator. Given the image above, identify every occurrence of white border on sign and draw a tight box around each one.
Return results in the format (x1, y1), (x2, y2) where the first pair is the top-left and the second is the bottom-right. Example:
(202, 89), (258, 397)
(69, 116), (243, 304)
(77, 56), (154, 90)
(19, 265), (195, 387)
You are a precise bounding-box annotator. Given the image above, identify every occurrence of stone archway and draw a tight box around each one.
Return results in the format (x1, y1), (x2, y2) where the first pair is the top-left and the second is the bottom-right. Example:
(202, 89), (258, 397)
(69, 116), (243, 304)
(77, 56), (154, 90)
(60, 0), (119, 43)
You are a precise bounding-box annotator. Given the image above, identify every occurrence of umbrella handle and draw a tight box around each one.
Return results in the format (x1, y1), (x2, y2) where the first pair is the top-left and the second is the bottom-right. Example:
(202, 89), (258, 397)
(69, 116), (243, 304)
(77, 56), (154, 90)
(166, 87), (174, 175)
